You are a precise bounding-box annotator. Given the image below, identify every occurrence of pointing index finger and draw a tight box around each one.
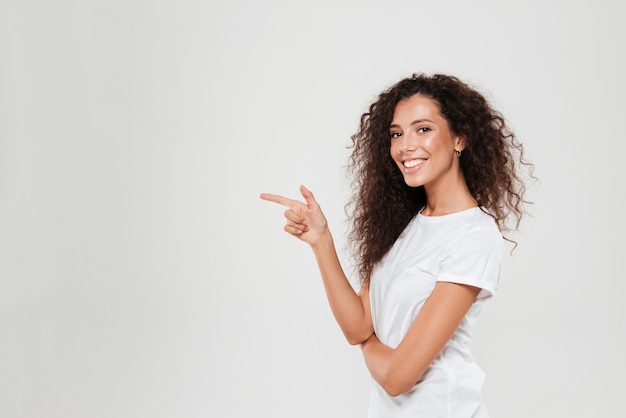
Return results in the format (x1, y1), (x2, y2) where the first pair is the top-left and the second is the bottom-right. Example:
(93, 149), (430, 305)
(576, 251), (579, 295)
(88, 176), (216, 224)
(259, 193), (297, 208)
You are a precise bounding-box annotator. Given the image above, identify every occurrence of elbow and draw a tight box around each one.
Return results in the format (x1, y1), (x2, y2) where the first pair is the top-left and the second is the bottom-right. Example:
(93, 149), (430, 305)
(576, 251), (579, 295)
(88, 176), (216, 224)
(345, 329), (374, 346)
(381, 381), (412, 398)
(346, 336), (367, 346)
(379, 369), (420, 397)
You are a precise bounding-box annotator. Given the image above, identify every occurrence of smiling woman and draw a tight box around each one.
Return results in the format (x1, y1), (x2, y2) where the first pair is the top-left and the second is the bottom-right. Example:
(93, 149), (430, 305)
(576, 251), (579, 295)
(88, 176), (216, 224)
(389, 95), (468, 192)
(261, 73), (532, 417)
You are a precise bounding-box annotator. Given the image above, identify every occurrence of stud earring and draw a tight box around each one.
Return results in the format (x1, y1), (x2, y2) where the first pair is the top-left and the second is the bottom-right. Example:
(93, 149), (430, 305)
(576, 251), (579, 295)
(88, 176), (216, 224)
(455, 150), (462, 157)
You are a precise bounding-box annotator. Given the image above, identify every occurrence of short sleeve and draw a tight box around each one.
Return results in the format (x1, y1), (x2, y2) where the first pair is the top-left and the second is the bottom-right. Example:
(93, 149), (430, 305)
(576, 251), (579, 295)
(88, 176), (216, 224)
(437, 226), (504, 300)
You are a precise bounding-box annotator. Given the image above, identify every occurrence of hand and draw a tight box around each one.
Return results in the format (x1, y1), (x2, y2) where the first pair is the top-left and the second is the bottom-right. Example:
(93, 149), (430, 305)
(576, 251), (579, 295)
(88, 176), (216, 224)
(260, 185), (329, 247)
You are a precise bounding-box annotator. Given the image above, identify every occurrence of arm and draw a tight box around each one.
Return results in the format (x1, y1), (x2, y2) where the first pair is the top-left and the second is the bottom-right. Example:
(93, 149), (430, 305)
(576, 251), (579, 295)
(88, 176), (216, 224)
(260, 185), (373, 345)
(312, 233), (373, 345)
(360, 281), (480, 396)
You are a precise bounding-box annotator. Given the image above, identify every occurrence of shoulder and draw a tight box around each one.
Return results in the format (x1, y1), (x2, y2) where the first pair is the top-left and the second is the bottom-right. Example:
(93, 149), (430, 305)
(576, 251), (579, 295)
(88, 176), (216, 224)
(462, 207), (502, 241)
(440, 208), (504, 268)
(438, 209), (504, 297)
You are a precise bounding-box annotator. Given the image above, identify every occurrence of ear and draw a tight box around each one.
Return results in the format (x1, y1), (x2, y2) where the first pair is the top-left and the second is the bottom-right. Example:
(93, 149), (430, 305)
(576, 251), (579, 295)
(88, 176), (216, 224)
(454, 135), (467, 152)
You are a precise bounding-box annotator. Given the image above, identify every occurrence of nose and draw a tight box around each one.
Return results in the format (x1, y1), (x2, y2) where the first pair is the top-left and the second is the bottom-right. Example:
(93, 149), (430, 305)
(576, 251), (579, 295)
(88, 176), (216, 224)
(399, 133), (417, 154)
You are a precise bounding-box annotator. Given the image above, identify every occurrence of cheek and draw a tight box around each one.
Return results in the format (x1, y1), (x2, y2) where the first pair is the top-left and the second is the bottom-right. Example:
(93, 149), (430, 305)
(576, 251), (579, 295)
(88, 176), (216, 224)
(421, 136), (436, 149)
(389, 142), (397, 157)
(424, 136), (451, 155)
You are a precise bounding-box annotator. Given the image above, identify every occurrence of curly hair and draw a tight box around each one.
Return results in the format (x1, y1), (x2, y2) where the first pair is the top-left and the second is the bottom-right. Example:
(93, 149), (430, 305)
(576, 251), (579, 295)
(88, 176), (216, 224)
(346, 73), (532, 283)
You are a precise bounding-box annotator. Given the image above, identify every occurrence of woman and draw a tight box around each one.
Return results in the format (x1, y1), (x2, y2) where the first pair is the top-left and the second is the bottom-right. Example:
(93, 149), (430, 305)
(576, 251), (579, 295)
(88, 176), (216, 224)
(260, 73), (530, 417)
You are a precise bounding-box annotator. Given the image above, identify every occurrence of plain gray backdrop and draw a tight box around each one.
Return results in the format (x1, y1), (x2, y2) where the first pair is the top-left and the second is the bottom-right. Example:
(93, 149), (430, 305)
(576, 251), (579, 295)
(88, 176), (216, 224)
(1, 0), (624, 417)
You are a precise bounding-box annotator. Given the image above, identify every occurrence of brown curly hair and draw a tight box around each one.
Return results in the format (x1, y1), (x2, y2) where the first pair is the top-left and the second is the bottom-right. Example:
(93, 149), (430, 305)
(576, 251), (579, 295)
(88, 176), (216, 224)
(346, 73), (532, 283)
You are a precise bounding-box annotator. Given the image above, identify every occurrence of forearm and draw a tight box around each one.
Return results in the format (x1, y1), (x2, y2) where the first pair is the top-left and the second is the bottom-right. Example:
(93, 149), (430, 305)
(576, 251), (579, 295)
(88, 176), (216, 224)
(361, 335), (417, 397)
(259, 187), (372, 344)
(360, 283), (482, 397)
(311, 231), (373, 345)
(360, 334), (393, 384)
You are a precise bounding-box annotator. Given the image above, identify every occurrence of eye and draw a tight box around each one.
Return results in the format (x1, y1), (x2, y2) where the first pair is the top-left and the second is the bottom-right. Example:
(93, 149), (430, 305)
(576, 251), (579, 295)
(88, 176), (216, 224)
(417, 127), (431, 134)
(390, 131), (402, 139)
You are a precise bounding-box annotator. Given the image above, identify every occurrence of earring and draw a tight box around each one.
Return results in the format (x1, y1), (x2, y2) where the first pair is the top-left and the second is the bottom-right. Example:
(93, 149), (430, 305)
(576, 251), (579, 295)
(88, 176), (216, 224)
(455, 150), (462, 157)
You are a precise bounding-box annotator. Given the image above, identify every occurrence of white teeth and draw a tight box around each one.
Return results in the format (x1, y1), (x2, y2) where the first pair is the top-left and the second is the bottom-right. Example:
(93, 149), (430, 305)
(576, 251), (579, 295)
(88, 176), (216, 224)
(404, 159), (426, 168)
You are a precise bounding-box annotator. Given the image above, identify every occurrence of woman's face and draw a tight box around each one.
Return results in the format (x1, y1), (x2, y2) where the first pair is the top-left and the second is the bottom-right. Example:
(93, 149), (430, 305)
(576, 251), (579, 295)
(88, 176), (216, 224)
(389, 94), (464, 191)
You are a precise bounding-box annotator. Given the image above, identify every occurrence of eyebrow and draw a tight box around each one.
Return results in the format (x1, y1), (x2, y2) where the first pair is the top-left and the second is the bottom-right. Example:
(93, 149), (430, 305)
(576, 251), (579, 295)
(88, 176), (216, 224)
(389, 119), (435, 129)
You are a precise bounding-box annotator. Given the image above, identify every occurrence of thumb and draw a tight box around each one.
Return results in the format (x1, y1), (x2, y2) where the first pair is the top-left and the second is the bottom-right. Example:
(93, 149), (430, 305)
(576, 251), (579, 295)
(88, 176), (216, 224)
(299, 185), (319, 208)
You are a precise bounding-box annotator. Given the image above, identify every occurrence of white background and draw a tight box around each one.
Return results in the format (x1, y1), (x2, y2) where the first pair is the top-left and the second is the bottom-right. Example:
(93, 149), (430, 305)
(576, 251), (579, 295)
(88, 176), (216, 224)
(1, 1), (624, 417)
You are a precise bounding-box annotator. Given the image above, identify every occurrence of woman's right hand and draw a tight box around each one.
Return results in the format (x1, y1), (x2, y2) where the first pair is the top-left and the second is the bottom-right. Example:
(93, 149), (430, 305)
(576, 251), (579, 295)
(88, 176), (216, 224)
(260, 185), (329, 247)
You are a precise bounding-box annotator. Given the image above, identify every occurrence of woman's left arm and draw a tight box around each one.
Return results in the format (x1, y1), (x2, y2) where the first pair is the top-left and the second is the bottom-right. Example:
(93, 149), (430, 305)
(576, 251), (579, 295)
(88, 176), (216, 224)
(360, 281), (481, 397)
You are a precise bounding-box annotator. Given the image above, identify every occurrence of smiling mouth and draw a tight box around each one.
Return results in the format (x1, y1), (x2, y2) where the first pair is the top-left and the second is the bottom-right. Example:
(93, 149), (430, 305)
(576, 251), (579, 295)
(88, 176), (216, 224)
(403, 158), (427, 168)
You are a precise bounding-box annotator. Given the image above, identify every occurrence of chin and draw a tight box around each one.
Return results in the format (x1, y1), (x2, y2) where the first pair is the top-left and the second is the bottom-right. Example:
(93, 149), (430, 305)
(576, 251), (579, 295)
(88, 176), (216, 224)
(403, 177), (425, 188)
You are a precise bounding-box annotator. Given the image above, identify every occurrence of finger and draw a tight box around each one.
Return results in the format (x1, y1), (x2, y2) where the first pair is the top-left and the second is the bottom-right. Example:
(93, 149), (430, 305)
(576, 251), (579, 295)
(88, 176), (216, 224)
(299, 185), (319, 209)
(286, 219), (308, 233)
(284, 208), (307, 223)
(284, 223), (305, 235)
(259, 193), (298, 208)
(284, 211), (308, 233)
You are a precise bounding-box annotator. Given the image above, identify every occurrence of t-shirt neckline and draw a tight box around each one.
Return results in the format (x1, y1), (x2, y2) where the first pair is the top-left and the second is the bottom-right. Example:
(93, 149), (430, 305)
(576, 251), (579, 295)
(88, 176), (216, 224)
(416, 206), (481, 224)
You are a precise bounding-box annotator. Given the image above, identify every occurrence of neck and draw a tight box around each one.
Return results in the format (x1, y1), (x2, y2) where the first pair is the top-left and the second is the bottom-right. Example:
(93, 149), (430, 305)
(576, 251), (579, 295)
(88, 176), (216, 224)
(421, 172), (477, 217)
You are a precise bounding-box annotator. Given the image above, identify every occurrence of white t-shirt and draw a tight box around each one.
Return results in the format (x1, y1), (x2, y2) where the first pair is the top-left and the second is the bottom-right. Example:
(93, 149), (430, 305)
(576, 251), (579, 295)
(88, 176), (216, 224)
(368, 206), (504, 418)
